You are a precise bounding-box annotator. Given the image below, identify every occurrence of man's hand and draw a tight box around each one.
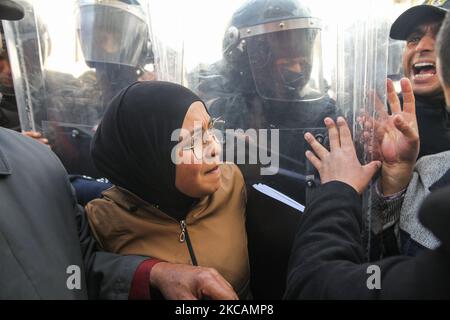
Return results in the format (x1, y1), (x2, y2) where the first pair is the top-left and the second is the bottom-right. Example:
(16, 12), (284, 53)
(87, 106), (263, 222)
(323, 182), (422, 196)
(360, 78), (419, 195)
(149, 262), (239, 300)
(22, 131), (50, 146)
(305, 117), (381, 194)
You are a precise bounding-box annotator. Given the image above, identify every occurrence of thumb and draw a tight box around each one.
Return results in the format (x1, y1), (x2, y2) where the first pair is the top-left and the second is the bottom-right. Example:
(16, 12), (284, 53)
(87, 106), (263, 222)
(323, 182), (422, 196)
(362, 160), (382, 178)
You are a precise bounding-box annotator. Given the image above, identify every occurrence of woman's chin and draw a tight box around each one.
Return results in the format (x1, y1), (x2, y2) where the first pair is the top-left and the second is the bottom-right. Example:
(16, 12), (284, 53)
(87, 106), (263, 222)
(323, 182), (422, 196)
(202, 177), (222, 196)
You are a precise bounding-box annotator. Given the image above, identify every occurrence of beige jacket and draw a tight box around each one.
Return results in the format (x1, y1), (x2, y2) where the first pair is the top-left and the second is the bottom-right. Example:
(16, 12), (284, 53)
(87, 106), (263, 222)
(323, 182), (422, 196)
(86, 163), (250, 297)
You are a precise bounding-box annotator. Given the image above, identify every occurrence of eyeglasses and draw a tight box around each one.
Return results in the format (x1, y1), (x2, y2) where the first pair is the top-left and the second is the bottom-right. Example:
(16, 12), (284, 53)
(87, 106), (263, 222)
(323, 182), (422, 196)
(182, 117), (225, 160)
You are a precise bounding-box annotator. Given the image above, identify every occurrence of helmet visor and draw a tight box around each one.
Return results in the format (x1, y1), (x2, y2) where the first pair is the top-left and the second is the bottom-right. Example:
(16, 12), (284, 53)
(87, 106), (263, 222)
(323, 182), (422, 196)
(77, 3), (148, 67)
(245, 22), (324, 102)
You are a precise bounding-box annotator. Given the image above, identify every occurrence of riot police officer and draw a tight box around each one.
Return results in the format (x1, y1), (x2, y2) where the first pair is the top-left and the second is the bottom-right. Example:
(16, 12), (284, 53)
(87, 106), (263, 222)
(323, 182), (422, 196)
(197, 0), (335, 205)
(77, 0), (154, 106)
(194, 0), (336, 299)
(3, 0), (154, 177)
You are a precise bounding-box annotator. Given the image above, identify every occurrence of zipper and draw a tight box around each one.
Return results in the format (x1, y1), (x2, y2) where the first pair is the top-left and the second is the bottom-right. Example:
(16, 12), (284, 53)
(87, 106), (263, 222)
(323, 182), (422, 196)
(179, 219), (198, 266)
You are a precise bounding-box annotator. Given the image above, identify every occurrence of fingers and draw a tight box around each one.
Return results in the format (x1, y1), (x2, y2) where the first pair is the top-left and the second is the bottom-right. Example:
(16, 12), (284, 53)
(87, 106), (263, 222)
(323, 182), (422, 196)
(152, 263), (238, 300)
(362, 130), (372, 144)
(364, 119), (373, 131)
(38, 138), (49, 145)
(393, 114), (419, 141)
(23, 131), (42, 138)
(365, 160), (382, 171)
(362, 118), (380, 144)
(305, 150), (322, 170)
(200, 269), (239, 300)
(209, 268), (235, 292)
(354, 160), (382, 194)
(177, 292), (199, 300)
(202, 282), (238, 300)
(362, 161), (382, 182)
(306, 117), (354, 155)
(400, 77), (415, 115)
(22, 131), (49, 145)
(324, 117), (340, 150)
(387, 78), (401, 114)
(304, 132), (328, 159)
(336, 117), (354, 150)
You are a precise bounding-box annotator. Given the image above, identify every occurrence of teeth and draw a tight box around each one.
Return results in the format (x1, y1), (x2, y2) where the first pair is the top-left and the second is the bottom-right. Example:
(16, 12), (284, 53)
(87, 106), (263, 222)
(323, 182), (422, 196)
(414, 62), (435, 68)
(414, 73), (434, 78)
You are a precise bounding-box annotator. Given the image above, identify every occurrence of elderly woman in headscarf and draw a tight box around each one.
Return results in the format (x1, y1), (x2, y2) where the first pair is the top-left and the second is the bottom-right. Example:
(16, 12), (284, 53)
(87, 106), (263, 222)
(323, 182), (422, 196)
(85, 81), (249, 300)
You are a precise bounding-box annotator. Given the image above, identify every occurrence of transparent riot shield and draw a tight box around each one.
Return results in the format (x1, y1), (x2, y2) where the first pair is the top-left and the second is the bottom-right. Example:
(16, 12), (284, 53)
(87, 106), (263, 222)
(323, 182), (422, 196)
(156, 0), (392, 298)
(3, 0), (155, 177)
(177, 0), (390, 206)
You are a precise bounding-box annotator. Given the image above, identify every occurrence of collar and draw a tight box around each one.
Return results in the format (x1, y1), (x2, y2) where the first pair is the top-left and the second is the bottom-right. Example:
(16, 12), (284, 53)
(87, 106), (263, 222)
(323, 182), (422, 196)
(429, 168), (450, 192)
(102, 185), (210, 221)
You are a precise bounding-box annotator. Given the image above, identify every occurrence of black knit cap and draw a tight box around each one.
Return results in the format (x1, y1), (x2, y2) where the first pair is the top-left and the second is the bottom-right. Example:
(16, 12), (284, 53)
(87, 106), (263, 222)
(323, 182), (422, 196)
(390, 1), (450, 40)
(0, 0), (24, 21)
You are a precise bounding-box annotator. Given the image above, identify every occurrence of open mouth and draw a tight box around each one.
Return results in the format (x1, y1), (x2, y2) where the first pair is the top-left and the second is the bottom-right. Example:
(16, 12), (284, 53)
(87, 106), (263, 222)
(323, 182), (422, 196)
(412, 62), (436, 79)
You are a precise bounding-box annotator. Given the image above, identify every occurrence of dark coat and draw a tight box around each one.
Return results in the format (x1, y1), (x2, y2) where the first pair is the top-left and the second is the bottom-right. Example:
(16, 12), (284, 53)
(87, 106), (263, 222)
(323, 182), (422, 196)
(0, 127), (147, 299)
(284, 181), (450, 299)
(405, 94), (450, 159)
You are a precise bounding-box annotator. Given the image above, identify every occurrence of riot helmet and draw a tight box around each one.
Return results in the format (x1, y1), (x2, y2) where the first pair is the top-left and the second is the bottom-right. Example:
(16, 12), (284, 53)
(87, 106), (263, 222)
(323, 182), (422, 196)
(223, 0), (324, 102)
(76, 0), (153, 83)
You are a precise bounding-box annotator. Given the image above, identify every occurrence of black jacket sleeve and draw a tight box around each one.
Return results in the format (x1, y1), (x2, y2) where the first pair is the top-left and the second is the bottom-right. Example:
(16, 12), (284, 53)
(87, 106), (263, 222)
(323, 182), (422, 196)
(284, 181), (450, 299)
(71, 183), (149, 300)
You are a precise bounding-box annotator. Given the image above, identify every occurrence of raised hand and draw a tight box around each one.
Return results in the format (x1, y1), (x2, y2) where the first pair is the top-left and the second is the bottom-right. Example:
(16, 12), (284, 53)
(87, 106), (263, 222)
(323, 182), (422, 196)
(305, 117), (381, 194)
(360, 78), (419, 195)
(378, 78), (419, 164)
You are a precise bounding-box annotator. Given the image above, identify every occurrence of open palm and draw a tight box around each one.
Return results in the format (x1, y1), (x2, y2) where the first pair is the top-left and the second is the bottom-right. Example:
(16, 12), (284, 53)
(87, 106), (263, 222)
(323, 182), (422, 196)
(364, 79), (419, 166)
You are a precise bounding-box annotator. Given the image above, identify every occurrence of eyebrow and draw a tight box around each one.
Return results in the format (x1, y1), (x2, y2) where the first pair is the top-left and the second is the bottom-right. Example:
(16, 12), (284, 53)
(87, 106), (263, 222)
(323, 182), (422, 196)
(409, 22), (442, 38)
(408, 27), (425, 38)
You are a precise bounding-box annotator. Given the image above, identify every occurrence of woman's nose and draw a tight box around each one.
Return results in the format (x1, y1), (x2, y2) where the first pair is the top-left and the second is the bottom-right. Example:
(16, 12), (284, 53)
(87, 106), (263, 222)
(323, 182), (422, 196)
(205, 134), (222, 160)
